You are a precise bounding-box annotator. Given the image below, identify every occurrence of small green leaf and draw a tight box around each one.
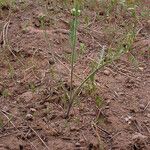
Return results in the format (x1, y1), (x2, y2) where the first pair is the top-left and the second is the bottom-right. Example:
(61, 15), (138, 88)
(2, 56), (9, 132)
(95, 96), (103, 108)
(0, 115), (3, 128)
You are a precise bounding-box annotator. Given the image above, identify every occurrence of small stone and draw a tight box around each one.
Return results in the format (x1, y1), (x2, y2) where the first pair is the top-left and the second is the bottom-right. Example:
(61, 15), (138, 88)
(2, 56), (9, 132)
(139, 104), (145, 110)
(49, 58), (55, 65)
(70, 126), (79, 131)
(34, 20), (40, 27)
(26, 133), (32, 139)
(79, 139), (84, 143)
(19, 91), (33, 103)
(124, 115), (132, 124)
(144, 120), (149, 127)
(44, 102), (50, 107)
(118, 92), (125, 96)
(132, 133), (147, 140)
(105, 106), (109, 109)
(50, 123), (56, 128)
(75, 142), (81, 147)
(30, 108), (36, 113)
(25, 114), (33, 121)
(138, 67), (144, 71)
(106, 100), (111, 105)
(103, 69), (110, 76)
(147, 114), (150, 118)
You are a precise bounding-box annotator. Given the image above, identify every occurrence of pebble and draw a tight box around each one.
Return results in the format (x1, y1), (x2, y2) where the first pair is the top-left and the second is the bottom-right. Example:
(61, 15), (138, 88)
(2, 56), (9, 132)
(106, 100), (111, 105)
(70, 126), (79, 131)
(26, 133), (32, 139)
(49, 58), (55, 65)
(105, 106), (109, 109)
(138, 67), (144, 71)
(124, 115), (132, 124)
(139, 104), (145, 109)
(19, 91), (33, 103)
(30, 108), (36, 113)
(147, 114), (150, 118)
(103, 69), (110, 76)
(79, 139), (84, 143)
(132, 132), (147, 140)
(25, 114), (33, 121)
(75, 142), (81, 147)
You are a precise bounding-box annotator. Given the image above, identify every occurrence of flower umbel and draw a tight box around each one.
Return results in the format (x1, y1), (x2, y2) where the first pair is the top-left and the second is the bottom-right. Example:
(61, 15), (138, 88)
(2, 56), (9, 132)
(71, 8), (81, 16)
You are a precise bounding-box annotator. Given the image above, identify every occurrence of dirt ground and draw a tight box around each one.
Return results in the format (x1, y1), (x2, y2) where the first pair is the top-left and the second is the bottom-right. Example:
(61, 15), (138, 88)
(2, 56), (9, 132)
(0, 0), (150, 150)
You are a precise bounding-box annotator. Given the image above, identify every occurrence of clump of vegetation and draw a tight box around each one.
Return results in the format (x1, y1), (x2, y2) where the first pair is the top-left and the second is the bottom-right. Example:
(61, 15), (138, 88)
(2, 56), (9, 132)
(0, 0), (11, 7)
(64, 0), (138, 118)
(0, 0), (7, 6)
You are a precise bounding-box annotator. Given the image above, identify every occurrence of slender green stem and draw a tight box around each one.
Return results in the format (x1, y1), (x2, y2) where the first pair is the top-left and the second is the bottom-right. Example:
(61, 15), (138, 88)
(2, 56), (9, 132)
(70, 16), (78, 98)
(65, 14), (78, 118)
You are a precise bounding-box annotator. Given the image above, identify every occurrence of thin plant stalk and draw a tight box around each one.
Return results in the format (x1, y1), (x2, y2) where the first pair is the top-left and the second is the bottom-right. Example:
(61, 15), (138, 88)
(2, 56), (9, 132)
(66, 10), (78, 118)
(65, 4), (79, 118)
(70, 15), (78, 99)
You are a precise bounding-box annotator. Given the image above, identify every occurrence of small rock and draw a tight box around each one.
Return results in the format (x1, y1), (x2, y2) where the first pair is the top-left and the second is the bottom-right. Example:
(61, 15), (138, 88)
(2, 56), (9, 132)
(79, 139), (84, 143)
(19, 91), (33, 103)
(34, 20), (40, 27)
(118, 91), (125, 96)
(30, 108), (36, 113)
(106, 100), (111, 105)
(147, 114), (150, 118)
(143, 120), (149, 125)
(70, 126), (79, 132)
(75, 142), (81, 147)
(132, 132), (147, 140)
(139, 104), (145, 110)
(26, 133), (32, 139)
(103, 69), (110, 76)
(138, 67), (144, 71)
(49, 58), (55, 65)
(105, 106), (109, 109)
(124, 115), (132, 124)
(44, 102), (50, 107)
(25, 114), (33, 121)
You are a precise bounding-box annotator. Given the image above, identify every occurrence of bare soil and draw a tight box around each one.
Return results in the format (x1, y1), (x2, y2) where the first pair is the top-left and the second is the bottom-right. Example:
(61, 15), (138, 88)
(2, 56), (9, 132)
(0, 0), (150, 150)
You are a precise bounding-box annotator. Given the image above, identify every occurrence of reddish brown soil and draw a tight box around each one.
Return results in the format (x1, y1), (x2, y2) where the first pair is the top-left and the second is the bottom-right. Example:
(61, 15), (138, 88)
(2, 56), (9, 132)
(0, 1), (150, 150)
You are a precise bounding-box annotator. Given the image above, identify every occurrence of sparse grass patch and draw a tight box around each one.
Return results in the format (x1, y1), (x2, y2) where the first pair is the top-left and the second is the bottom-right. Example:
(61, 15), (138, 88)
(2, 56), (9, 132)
(1, 89), (10, 98)
(0, 0), (9, 7)
(0, 0), (149, 149)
